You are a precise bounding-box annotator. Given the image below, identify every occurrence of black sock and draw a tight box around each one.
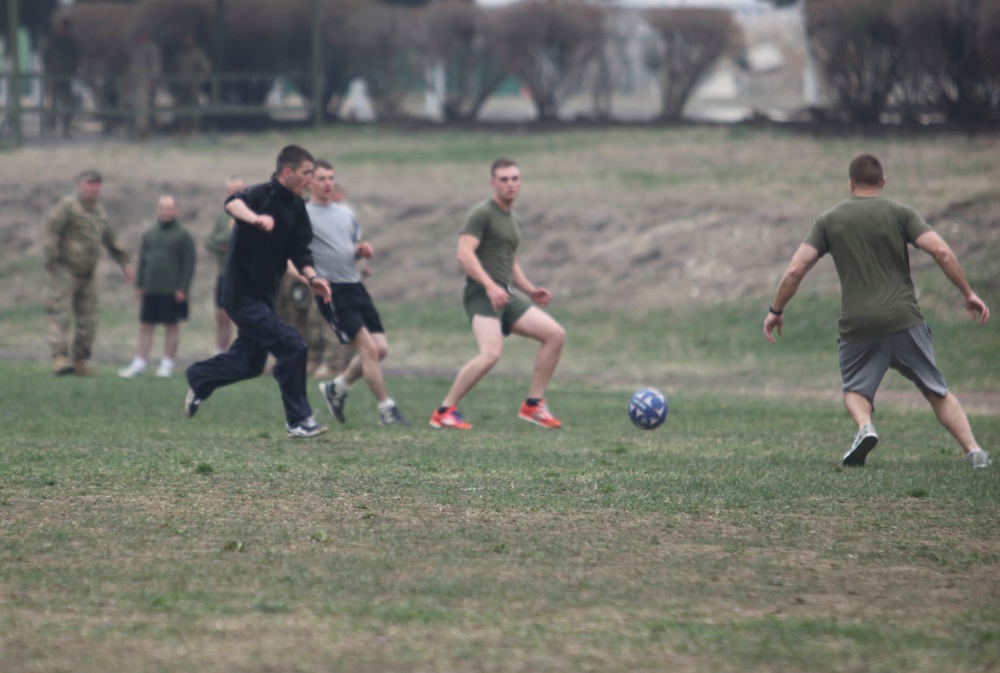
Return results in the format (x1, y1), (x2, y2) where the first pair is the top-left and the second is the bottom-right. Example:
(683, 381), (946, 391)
(438, 406), (450, 414)
(525, 398), (541, 407)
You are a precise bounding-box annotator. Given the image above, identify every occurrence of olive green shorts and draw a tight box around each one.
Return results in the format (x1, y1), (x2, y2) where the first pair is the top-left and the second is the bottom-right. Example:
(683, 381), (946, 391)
(463, 282), (532, 336)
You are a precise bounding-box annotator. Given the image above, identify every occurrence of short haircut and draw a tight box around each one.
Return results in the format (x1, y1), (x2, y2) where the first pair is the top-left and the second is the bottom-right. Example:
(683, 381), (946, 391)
(314, 159), (334, 171)
(849, 154), (884, 187)
(276, 145), (314, 174)
(491, 157), (518, 177)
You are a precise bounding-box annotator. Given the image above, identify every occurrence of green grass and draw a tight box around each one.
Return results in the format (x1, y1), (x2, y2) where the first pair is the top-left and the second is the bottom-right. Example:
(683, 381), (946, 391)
(3, 291), (997, 393)
(1, 357), (998, 673)
(3, 124), (999, 671)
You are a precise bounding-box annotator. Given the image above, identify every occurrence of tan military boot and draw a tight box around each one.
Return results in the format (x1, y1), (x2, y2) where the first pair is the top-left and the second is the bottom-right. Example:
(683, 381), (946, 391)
(53, 356), (75, 376)
(74, 360), (97, 376)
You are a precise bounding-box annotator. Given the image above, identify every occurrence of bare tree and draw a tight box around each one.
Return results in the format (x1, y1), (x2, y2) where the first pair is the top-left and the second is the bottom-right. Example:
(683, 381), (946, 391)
(489, 0), (605, 121)
(418, 1), (509, 122)
(643, 8), (741, 122)
(805, 0), (903, 124)
(891, 0), (1000, 123)
(586, 8), (635, 120)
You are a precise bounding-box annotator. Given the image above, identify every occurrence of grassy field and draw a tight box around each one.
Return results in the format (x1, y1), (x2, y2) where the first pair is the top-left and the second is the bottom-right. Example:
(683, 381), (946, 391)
(2, 126), (999, 671)
(2, 302), (999, 672)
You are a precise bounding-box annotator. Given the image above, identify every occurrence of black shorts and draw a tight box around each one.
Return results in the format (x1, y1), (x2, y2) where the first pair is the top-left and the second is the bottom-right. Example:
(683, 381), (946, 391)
(140, 294), (188, 325)
(214, 275), (225, 308)
(315, 282), (383, 344)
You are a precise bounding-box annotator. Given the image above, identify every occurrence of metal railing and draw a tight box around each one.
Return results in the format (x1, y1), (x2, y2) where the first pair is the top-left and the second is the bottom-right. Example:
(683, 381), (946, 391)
(1, 70), (323, 142)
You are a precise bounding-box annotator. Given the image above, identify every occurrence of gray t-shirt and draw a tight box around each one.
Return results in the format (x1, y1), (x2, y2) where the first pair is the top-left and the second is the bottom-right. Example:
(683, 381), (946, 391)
(306, 201), (361, 283)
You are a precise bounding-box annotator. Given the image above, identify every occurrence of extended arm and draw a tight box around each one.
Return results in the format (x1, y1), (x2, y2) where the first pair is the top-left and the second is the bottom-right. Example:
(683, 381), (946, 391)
(764, 243), (820, 343)
(915, 231), (989, 325)
(225, 198), (273, 232)
(100, 222), (134, 282)
(285, 259), (330, 303)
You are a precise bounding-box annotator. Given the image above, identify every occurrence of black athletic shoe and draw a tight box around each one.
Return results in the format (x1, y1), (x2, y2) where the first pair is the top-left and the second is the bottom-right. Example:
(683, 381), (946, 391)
(379, 405), (411, 426)
(319, 381), (347, 423)
(185, 389), (202, 419)
(842, 424), (878, 466)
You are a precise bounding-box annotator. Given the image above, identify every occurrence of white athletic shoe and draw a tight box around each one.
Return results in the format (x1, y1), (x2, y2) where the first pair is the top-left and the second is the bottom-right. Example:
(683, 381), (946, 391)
(967, 448), (992, 469)
(118, 361), (146, 378)
(286, 416), (328, 439)
(156, 362), (174, 378)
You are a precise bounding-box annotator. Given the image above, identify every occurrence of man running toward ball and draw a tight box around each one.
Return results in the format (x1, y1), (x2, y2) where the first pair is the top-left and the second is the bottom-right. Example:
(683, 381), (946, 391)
(185, 145), (332, 439)
(764, 153), (991, 469)
(431, 158), (566, 430)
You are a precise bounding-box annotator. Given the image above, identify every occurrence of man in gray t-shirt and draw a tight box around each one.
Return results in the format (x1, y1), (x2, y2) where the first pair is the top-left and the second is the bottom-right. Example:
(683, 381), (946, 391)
(309, 160), (409, 427)
(763, 154), (991, 469)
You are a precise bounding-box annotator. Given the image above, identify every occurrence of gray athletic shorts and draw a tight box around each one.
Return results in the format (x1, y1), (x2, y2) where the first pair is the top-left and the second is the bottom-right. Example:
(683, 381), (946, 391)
(838, 323), (948, 406)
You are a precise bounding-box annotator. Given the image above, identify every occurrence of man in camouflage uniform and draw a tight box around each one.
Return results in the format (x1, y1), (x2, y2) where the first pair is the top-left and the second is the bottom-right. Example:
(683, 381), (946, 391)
(43, 17), (79, 137)
(44, 170), (135, 376)
(170, 34), (211, 134)
(275, 267), (327, 377)
(204, 177), (243, 354)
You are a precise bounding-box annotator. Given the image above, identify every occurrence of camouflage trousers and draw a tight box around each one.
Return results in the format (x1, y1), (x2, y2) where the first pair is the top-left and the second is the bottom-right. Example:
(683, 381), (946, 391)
(46, 268), (98, 361)
(276, 275), (354, 374)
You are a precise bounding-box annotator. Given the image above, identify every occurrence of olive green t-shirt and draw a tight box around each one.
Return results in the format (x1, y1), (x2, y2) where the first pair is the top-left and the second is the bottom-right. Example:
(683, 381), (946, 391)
(805, 196), (932, 341)
(460, 199), (521, 287)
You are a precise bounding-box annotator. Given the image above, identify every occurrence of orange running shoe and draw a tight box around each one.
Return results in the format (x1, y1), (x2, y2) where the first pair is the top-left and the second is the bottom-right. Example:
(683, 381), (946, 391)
(430, 406), (473, 430)
(518, 400), (562, 429)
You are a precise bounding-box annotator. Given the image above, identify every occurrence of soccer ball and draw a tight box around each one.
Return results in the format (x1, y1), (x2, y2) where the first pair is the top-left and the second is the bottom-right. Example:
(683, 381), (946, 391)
(628, 388), (668, 430)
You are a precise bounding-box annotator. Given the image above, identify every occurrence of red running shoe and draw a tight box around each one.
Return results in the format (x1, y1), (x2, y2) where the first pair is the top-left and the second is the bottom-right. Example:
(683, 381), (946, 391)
(518, 400), (562, 429)
(430, 406), (473, 430)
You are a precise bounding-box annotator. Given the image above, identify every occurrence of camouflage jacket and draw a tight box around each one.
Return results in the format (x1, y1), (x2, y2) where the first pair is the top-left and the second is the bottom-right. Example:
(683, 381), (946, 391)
(44, 194), (131, 278)
(204, 210), (233, 274)
(172, 46), (211, 83)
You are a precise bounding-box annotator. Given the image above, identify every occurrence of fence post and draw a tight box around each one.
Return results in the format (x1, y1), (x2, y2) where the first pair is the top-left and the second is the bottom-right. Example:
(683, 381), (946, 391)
(5, 0), (23, 146)
(312, 0), (323, 131)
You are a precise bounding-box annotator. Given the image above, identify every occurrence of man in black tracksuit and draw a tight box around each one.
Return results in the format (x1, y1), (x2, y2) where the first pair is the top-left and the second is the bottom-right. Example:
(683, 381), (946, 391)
(185, 145), (333, 438)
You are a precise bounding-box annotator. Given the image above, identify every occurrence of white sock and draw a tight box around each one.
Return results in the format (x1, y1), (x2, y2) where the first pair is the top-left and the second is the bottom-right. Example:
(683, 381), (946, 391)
(160, 358), (174, 369)
(334, 375), (350, 394)
(132, 357), (147, 369)
(378, 398), (395, 411)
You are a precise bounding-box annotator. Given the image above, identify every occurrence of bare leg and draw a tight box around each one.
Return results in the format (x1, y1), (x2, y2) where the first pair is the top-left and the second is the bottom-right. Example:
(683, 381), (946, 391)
(136, 323), (154, 359)
(843, 391), (873, 429)
(164, 324), (180, 359)
(927, 392), (979, 454)
(441, 316), (503, 408)
(509, 307), (565, 400)
(344, 329), (389, 403)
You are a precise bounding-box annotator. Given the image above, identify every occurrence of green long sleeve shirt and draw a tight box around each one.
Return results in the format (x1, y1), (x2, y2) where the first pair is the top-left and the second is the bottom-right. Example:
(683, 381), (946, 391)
(136, 219), (196, 295)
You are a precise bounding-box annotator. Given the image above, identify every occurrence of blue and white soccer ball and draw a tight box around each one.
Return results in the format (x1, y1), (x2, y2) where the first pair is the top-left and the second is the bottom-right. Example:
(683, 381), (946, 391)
(628, 388), (668, 430)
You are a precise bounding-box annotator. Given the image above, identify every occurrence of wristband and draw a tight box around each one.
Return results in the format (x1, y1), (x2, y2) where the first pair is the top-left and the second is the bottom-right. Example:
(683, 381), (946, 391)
(769, 306), (783, 316)
(306, 275), (318, 286)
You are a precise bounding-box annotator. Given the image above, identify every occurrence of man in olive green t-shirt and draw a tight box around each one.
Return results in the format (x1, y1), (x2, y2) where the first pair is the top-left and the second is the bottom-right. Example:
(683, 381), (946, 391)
(763, 154), (991, 469)
(430, 158), (566, 430)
